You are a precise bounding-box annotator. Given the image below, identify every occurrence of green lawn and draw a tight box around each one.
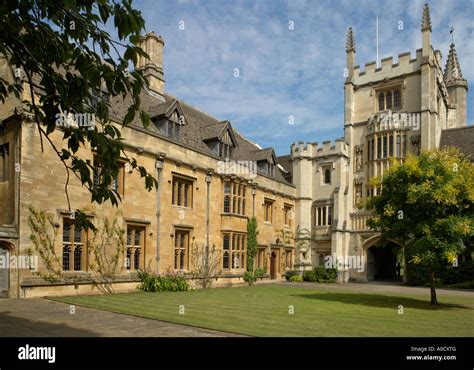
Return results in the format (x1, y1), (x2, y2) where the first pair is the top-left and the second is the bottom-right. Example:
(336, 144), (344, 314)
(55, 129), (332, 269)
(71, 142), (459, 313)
(51, 284), (474, 337)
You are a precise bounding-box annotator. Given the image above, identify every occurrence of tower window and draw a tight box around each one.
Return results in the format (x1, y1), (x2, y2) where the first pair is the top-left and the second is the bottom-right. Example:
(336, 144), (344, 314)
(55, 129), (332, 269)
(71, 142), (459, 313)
(378, 92), (385, 111)
(393, 90), (401, 109)
(377, 88), (401, 111)
(324, 168), (331, 184)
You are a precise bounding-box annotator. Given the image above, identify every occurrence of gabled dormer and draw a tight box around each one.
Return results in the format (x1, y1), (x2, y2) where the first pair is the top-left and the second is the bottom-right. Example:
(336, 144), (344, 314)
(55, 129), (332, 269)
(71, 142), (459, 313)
(202, 120), (238, 159)
(150, 99), (187, 140)
(253, 148), (278, 177)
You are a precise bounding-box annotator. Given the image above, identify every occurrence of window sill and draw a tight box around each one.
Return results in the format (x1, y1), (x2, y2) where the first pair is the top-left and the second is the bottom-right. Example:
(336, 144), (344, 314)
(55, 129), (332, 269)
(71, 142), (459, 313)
(221, 213), (248, 219)
(172, 205), (193, 210)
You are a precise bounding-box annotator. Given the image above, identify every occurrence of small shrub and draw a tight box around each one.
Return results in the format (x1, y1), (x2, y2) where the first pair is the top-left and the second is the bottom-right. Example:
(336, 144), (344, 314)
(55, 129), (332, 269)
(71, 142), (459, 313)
(314, 266), (338, 283)
(137, 271), (189, 292)
(244, 268), (266, 286)
(303, 270), (317, 282)
(243, 271), (256, 285)
(285, 270), (300, 281)
(303, 267), (337, 283)
(255, 267), (266, 279)
(289, 275), (303, 283)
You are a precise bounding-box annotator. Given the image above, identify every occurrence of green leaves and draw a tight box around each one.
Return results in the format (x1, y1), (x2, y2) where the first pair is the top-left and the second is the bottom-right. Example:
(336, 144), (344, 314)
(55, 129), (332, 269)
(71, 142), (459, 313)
(367, 148), (474, 269)
(0, 0), (157, 206)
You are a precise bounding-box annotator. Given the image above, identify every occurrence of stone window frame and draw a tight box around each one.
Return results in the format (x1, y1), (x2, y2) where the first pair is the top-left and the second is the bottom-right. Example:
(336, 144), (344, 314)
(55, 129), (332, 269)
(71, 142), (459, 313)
(222, 232), (247, 271)
(174, 228), (190, 271)
(312, 200), (333, 227)
(62, 218), (86, 272)
(126, 225), (146, 271)
(223, 180), (246, 216)
(376, 84), (402, 112)
(92, 156), (126, 196)
(283, 203), (293, 227)
(172, 174), (194, 208)
(263, 198), (274, 223)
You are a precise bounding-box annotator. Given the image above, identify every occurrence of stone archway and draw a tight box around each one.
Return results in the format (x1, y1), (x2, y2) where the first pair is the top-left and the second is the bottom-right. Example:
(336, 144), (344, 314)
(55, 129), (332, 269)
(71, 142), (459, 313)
(362, 236), (403, 282)
(0, 242), (12, 297)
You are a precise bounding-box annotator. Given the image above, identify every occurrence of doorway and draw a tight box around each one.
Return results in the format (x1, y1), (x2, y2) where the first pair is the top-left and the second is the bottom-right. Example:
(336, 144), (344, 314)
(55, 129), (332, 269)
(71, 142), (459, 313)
(367, 242), (402, 281)
(0, 245), (9, 297)
(270, 251), (277, 279)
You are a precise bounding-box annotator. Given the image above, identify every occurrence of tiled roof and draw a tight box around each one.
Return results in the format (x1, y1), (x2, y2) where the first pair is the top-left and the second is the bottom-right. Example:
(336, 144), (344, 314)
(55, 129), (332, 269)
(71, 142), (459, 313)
(109, 90), (292, 184)
(440, 126), (474, 161)
(277, 154), (292, 182)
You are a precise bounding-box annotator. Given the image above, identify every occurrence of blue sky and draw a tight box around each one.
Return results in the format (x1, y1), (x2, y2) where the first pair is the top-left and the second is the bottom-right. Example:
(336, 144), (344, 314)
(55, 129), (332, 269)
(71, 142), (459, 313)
(131, 0), (473, 155)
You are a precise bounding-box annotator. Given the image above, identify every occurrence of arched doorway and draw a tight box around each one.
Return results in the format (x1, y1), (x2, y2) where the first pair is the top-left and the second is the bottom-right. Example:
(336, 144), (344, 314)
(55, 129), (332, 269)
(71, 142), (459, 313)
(367, 241), (402, 282)
(0, 244), (10, 297)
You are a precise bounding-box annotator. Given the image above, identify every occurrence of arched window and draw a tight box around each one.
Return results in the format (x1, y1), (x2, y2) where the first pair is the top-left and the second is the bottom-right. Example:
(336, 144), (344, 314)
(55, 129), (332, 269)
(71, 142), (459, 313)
(386, 91), (392, 110)
(324, 168), (331, 184)
(394, 90), (401, 109)
(378, 92), (385, 111)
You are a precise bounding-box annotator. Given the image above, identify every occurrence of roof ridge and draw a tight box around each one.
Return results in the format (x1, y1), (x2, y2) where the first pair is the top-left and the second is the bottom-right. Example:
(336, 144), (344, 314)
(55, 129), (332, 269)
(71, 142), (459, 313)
(232, 128), (262, 150)
(164, 92), (222, 124)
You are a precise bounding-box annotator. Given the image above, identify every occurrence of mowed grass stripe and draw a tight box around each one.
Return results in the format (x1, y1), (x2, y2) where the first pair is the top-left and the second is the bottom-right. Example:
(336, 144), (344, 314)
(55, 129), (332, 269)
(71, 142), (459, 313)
(51, 285), (474, 336)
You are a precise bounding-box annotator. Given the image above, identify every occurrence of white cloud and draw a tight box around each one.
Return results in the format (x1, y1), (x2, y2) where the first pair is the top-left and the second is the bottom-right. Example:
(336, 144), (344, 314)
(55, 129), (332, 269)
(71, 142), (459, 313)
(133, 0), (473, 154)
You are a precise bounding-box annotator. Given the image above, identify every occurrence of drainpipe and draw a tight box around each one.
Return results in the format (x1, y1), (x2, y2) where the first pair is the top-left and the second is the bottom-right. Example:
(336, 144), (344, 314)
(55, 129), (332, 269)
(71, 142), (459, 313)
(155, 154), (165, 274)
(15, 116), (22, 298)
(204, 170), (213, 269)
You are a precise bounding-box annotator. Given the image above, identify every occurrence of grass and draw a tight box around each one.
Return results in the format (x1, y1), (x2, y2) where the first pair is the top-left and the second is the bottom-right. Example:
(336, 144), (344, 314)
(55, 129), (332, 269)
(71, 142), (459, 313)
(51, 284), (474, 337)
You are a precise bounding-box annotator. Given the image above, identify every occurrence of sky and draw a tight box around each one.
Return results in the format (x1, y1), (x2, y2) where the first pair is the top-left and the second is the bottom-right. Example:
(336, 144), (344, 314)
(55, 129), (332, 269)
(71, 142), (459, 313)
(130, 0), (473, 155)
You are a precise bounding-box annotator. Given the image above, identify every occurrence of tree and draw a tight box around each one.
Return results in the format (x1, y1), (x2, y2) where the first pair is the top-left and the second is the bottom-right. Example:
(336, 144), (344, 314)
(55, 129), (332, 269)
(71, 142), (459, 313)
(190, 241), (221, 289)
(0, 0), (157, 216)
(28, 206), (128, 293)
(86, 212), (127, 294)
(367, 148), (474, 304)
(244, 217), (262, 285)
(246, 217), (258, 272)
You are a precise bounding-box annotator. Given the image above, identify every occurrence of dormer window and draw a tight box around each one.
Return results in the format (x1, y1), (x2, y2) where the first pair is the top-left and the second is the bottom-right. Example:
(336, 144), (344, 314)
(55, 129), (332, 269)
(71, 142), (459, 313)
(203, 124), (236, 159)
(377, 87), (401, 111)
(157, 119), (180, 140)
(206, 139), (233, 158)
(219, 143), (232, 158)
(151, 100), (186, 141)
(258, 161), (274, 176)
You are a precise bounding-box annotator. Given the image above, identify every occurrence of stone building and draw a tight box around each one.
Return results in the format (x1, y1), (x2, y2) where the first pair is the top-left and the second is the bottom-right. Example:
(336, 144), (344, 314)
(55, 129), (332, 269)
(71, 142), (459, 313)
(283, 3), (471, 282)
(0, 33), (296, 298)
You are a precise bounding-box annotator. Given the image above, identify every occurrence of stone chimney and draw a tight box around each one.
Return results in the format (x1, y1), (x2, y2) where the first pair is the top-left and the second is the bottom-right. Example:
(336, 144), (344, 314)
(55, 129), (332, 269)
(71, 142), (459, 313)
(136, 32), (165, 97)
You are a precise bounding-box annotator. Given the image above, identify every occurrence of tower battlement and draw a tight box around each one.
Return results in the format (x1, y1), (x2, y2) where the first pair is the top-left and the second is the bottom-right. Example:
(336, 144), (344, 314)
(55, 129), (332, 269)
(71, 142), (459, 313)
(352, 49), (423, 85)
(290, 138), (348, 159)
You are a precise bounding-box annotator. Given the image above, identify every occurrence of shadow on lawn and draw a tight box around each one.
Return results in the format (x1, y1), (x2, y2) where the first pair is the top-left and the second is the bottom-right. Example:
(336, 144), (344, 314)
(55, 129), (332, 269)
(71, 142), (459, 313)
(291, 292), (472, 310)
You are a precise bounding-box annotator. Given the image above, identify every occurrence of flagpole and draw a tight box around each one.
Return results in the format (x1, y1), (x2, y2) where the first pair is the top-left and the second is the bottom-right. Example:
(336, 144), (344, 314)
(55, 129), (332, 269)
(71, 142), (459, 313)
(376, 15), (379, 68)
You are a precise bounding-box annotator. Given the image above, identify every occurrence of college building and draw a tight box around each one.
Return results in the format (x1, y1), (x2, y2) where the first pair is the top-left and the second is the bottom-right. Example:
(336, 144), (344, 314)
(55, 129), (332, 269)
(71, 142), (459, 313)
(0, 3), (472, 298)
(279, 3), (472, 282)
(0, 32), (296, 298)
